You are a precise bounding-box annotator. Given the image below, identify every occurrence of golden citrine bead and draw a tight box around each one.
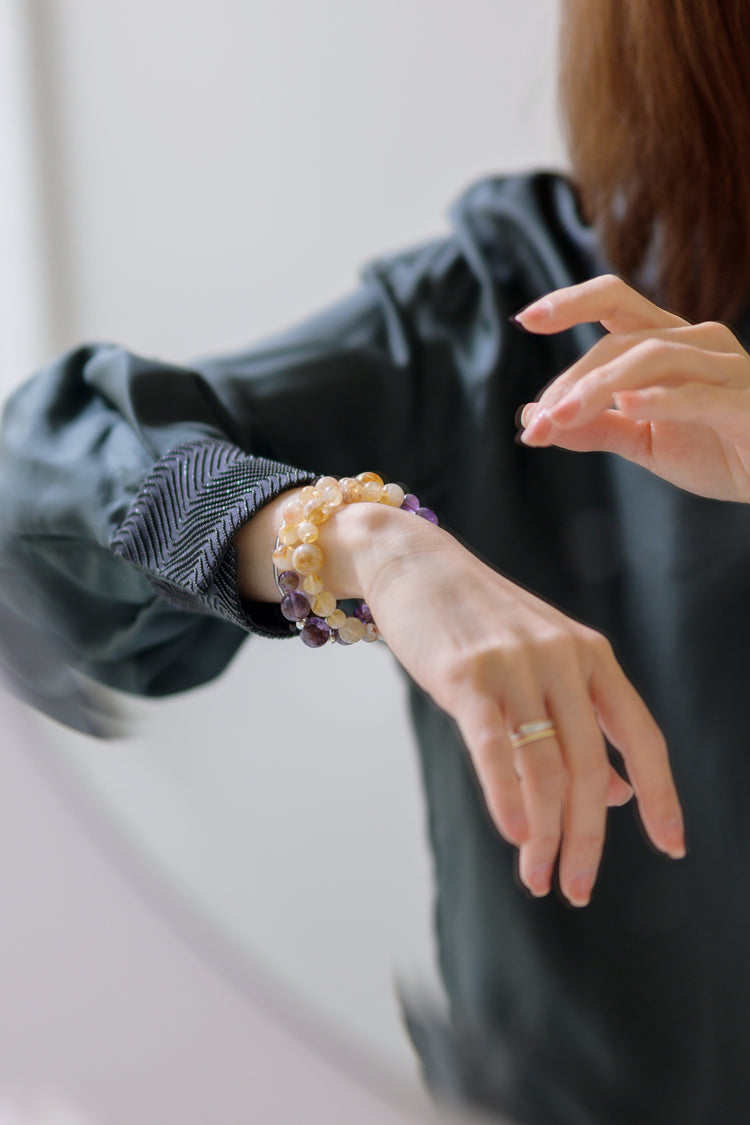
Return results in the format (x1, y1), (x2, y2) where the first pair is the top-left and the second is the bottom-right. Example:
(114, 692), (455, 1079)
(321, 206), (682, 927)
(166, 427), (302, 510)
(382, 483), (405, 507)
(291, 543), (324, 575)
(356, 471), (384, 486)
(320, 483), (343, 507)
(302, 573), (324, 595)
(312, 591), (337, 618)
(361, 480), (383, 503)
(297, 521), (318, 543)
(298, 485), (319, 505)
(338, 617), (366, 644)
(280, 498), (303, 524)
(272, 544), (294, 570)
(326, 608), (347, 629)
(339, 478), (364, 503)
(278, 522), (299, 546)
(363, 622), (379, 643)
(316, 476), (339, 491)
(303, 498), (330, 525)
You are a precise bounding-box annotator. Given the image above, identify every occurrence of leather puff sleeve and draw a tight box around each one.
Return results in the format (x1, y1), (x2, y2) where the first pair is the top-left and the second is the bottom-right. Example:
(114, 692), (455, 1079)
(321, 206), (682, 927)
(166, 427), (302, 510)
(0, 220), (493, 706)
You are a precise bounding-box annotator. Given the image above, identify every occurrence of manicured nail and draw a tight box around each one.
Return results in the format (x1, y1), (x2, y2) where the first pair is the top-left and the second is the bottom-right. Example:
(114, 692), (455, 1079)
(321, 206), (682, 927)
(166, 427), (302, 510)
(519, 409), (551, 445)
(663, 818), (686, 859)
(568, 870), (595, 907)
(527, 863), (553, 896)
(515, 299), (554, 325)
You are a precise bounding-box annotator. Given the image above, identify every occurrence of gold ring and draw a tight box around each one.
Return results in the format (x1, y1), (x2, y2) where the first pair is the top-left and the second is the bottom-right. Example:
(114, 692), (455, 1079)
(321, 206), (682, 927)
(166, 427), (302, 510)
(509, 718), (557, 749)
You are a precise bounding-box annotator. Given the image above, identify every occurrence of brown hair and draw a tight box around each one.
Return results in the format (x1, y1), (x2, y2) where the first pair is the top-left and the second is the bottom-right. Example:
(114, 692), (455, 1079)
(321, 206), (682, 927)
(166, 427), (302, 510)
(559, 0), (750, 324)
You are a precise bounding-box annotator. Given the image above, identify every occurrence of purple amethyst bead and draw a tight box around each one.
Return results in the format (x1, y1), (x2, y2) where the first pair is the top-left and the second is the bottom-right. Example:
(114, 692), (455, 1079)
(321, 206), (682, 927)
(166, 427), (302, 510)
(280, 590), (310, 621)
(416, 506), (438, 524)
(278, 571), (300, 592)
(300, 617), (331, 647)
(354, 603), (374, 625)
(400, 493), (420, 513)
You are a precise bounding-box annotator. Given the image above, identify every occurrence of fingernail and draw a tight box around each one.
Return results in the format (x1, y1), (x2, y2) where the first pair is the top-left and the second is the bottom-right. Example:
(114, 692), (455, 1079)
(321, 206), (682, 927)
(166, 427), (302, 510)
(520, 409), (551, 445)
(514, 299), (554, 325)
(663, 818), (686, 859)
(568, 870), (595, 907)
(527, 863), (553, 896)
(508, 313), (532, 335)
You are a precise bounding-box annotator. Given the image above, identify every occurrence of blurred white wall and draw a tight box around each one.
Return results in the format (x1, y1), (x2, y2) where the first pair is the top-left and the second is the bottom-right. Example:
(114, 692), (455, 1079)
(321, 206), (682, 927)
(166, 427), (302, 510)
(4, 0), (564, 1091)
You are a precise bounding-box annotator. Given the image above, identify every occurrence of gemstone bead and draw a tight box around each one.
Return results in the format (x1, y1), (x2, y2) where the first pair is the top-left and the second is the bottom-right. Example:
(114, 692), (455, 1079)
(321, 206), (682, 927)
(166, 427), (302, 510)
(311, 590), (337, 617)
(382, 483), (405, 507)
(320, 483), (343, 507)
(338, 616), (366, 644)
(357, 471), (384, 486)
(278, 571), (299, 592)
(300, 617), (331, 647)
(297, 520), (319, 543)
(298, 485), (318, 504)
(303, 498), (330, 525)
(280, 498), (304, 524)
(339, 478), (364, 503)
(291, 543), (324, 574)
(363, 623), (379, 643)
(361, 480), (383, 503)
(401, 493), (420, 513)
(417, 507), (438, 524)
(272, 544), (294, 570)
(302, 573), (324, 595)
(354, 603), (374, 624)
(326, 608), (347, 629)
(280, 591), (311, 621)
(278, 522), (299, 546)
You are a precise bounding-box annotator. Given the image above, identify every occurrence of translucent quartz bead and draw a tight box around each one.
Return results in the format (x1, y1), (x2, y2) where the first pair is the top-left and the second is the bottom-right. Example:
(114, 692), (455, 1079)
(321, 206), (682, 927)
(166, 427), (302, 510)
(300, 617), (331, 647)
(311, 590), (337, 618)
(292, 543), (324, 574)
(339, 478), (363, 503)
(272, 544), (294, 570)
(363, 623), (379, 643)
(280, 591), (310, 621)
(338, 616), (366, 644)
(356, 471), (384, 486)
(297, 521), (319, 543)
(303, 499), (330, 525)
(361, 480), (383, 503)
(326, 608), (346, 630)
(401, 493), (420, 513)
(382, 483), (405, 507)
(416, 507), (438, 524)
(280, 498), (304, 524)
(278, 522), (299, 546)
(320, 482), (343, 508)
(302, 573), (324, 595)
(278, 571), (299, 592)
(298, 486), (319, 505)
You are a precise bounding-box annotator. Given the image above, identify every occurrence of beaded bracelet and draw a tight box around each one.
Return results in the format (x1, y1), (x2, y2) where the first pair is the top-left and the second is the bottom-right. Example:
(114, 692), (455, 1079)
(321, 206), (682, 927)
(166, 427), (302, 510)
(271, 472), (437, 647)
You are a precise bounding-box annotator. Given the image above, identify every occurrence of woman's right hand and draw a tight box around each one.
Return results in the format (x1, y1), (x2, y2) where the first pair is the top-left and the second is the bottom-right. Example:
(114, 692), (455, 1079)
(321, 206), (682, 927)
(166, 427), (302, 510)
(236, 494), (685, 908)
(349, 507), (685, 908)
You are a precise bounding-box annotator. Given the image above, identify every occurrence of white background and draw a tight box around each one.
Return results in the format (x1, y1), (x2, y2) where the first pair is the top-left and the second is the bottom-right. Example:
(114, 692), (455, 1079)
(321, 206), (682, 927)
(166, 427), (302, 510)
(2, 0), (564, 1093)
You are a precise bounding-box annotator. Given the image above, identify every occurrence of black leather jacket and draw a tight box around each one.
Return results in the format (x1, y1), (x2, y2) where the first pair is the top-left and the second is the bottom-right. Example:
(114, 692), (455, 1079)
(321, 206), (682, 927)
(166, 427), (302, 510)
(3, 172), (750, 1124)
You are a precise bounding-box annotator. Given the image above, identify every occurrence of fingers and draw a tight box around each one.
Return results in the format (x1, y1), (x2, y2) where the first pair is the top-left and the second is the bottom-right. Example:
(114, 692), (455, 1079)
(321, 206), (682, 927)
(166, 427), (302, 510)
(588, 639), (685, 860)
(513, 273), (688, 336)
(455, 638), (650, 910)
(521, 342), (748, 444)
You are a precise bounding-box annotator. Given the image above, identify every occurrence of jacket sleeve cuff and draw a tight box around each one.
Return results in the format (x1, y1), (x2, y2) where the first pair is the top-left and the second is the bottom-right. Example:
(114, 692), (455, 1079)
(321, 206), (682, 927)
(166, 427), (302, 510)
(109, 439), (319, 638)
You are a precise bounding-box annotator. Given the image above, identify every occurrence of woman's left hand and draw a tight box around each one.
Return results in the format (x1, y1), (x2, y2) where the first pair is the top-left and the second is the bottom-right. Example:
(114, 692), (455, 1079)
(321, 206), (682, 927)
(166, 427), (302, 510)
(516, 274), (750, 503)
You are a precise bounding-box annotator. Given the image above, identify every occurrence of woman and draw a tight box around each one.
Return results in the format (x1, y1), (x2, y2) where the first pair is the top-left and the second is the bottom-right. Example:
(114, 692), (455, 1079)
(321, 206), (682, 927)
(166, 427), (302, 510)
(3, 2), (750, 1121)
